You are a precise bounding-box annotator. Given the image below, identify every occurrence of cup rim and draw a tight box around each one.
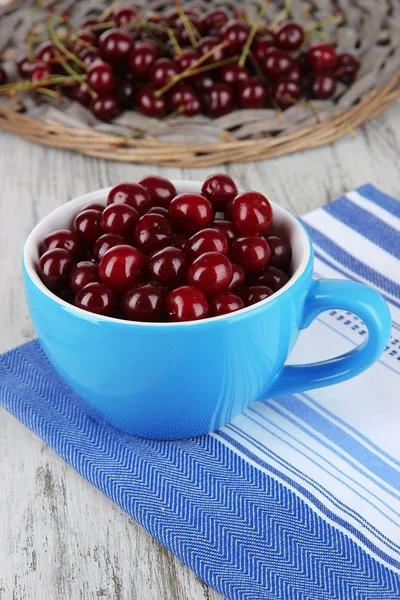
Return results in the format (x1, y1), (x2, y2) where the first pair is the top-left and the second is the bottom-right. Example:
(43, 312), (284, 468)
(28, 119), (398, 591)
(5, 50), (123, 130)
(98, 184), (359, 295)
(23, 181), (313, 327)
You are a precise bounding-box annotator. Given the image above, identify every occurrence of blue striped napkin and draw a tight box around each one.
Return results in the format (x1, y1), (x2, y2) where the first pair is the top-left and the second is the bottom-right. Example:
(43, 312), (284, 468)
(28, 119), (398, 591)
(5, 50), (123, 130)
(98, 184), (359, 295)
(1, 184), (399, 600)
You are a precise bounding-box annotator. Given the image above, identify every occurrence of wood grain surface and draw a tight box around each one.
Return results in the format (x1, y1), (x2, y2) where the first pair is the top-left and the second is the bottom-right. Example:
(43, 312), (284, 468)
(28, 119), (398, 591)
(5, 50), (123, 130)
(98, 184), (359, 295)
(1, 103), (400, 600)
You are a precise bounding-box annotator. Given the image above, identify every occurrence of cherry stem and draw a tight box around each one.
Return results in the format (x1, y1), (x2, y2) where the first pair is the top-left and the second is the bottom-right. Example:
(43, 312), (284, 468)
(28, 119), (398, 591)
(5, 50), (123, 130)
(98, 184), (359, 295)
(54, 46), (97, 99)
(47, 17), (87, 70)
(0, 74), (81, 95)
(270, 0), (292, 31)
(184, 55), (239, 77)
(239, 1), (271, 67)
(175, 0), (200, 47)
(35, 86), (63, 100)
(84, 20), (116, 31)
(27, 0), (42, 60)
(99, 0), (121, 23)
(248, 50), (267, 81)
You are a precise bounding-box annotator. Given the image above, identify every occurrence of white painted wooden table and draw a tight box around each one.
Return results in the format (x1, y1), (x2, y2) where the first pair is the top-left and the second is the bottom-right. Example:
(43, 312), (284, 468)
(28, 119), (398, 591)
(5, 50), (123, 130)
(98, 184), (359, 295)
(1, 104), (400, 600)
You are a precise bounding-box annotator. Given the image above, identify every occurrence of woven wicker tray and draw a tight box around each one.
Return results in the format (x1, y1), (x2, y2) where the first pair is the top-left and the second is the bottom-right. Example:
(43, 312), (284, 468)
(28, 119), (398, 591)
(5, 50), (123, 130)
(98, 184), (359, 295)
(0, 0), (399, 167)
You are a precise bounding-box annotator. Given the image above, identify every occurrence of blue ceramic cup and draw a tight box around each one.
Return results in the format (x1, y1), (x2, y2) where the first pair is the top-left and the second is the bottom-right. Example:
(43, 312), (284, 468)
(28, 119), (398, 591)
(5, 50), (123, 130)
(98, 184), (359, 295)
(23, 182), (392, 440)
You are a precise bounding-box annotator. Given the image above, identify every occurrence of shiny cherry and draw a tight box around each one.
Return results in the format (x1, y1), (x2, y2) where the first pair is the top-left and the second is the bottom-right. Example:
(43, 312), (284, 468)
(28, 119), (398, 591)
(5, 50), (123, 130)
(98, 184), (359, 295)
(128, 40), (159, 79)
(91, 94), (120, 121)
(115, 4), (139, 27)
(237, 77), (268, 109)
(173, 232), (191, 251)
(70, 261), (99, 293)
(186, 228), (229, 261)
(176, 49), (200, 73)
(101, 203), (139, 236)
(107, 182), (151, 214)
(137, 175), (176, 208)
(193, 73), (216, 93)
(252, 36), (275, 64)
(150, 58), (180, 88)
(309, 73), (336, 100)
(86, 61), (116, 94)
(221, 20), (250, 52)
(148, 207), (169, 217)
(136, 84), (167, 118)
(68, 82), (92, 106)
(187, 251), (232, 296)
(272, 79), (301, 109)
(210, 292), (244, 316)
(227, 263), (246, 292)
(168, 85), (202, 117)
(81, 202), (105, 212)
(166, 285), (209, 322)
(39, 248), (74, 290)
(231, 191), (272, 235)
(201, 9), (229, 32)
(275, 21), (304, 51)
(336, 53), (359, 84)
(210, 219), (236, 243)
(251, 265), (289, 290)
(116, 79), (136, 109)
(70, 30), (98, 55)
(134, 213), (173, 254)
(30, 63), (52, 83)
(149, 246), (187, 288)
(176, 16), (205, 46)
(262, 49), (293, 79)
(75, 282), (116, 316)
(35, 41), (57, 62)
(16, 54), (32, 78)
(266, 236), (291, 271)
(231, 236), (271, 274)
(285, 64), (302, 83)
(41, 229), (80, 257)
(220, 64), (250, 87)
(78, 46), (101, 66)
(122, 282), (166, 322)
(74, 209), (102, 246)
(307, 43), (337, 71)
(169, 193), (213, 233)
(78, 16), (100, 29)
(93, 233), (126, 261)
(99, 28), (133, 62)
(241, 285), (273, 306)
(202, 174), (238, 206)
(198, 36), (227, 63)
(203, 83), (234, 117)
(99, 244), (145, 292)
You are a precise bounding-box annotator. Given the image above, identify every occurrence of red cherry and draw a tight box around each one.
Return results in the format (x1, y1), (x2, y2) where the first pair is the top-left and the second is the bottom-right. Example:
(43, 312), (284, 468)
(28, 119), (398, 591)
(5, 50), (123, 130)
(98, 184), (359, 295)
(136, 175), (176, 208)
(145, 15), (169, 41)
(186, 228), (229, 261)
(187, 251), (232, 296)
(150, 58), (180, 88)
(251, 266), (289, 291)
(74, 209), (102, 246)
(224, 201), (233, 220)
(75, 282), (116, 316)
(70, 261), (99, 293)
(35, 41), (56, 62)
(231, 236), (271, 274)
(202, 173), (238, 206)
(275, 21), (304, 51)
(227, 263), (246, 292)
(166, 285), (209, 322)
(176, 49), (200, 73)
(41, 229), (80, 256)
(30, 63), (52, 84)
(272, 79), (301, 109)
(176, 16), (205, 46)
(210, 292), (244, 316)
(237, 77), (268, 109)
(115, 4), (139, 27)
(198, 36), (227, 63)
(201, 9), (229, 32)
(231, 191), (272, 236)
(78, 46), (101, 66)
(128, 40), (159, 79)
(193, 73), (216, 93)
(136, 84), (167, 118)
(81, 202), (105, 212)
(78, 16), (100, 29)
(86, 61), (116, 94)
(93, 233), (126, 261)
(252, 36), (275, 63)
(165, 8), (198, 24)
(16, 54), (32, 78)
(203, 82), (234, 117)
(309, 72), (336, 99)
(285, 64), (302, 83)
(39, 248), (74, 290)
(169, 193), (214, 233)
(122, 282), (166, 322)
(70, 30), (98, 55)
(262, 49), (293, 79)
(99, 28), (133, 62)
(210, 220), (236, 244)
(91, 94), (120, 121)
(336, 53), (359, 84)
(266, 236), (291, 271)
(116, 79), (136, 109)
(307, 44), (337, 72)
(148, 206), (169, 217)
(148, 246), (187, 288)
(220, 63), (250, 87)
(99, 245), (145, 293)
(173, 232), (190, 250)
(134, 213), (173, 254)
(107, 182), (151, 214)
(68, 82), (92, 106)
(221, 20), (250, 52)
(241, 285), (273, 306)
(169, 85), (202, 117)
(101, 203), (139, 236)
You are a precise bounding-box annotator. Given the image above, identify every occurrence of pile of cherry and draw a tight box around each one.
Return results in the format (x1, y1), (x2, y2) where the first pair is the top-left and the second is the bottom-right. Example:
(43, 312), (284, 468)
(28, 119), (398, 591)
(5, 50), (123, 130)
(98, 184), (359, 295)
(0, 4), (360, 122)
(38, 174), (292, 322)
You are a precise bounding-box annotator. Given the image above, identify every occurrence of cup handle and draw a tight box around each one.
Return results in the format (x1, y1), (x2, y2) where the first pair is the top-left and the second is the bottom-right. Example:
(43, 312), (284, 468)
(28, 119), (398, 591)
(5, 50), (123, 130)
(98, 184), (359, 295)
(267, 279), (392, 397)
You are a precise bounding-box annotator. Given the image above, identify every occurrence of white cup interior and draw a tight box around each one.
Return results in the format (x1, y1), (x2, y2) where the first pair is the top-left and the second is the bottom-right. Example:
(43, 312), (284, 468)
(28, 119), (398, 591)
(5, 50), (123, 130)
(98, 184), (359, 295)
(23, 181), (312, 326)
